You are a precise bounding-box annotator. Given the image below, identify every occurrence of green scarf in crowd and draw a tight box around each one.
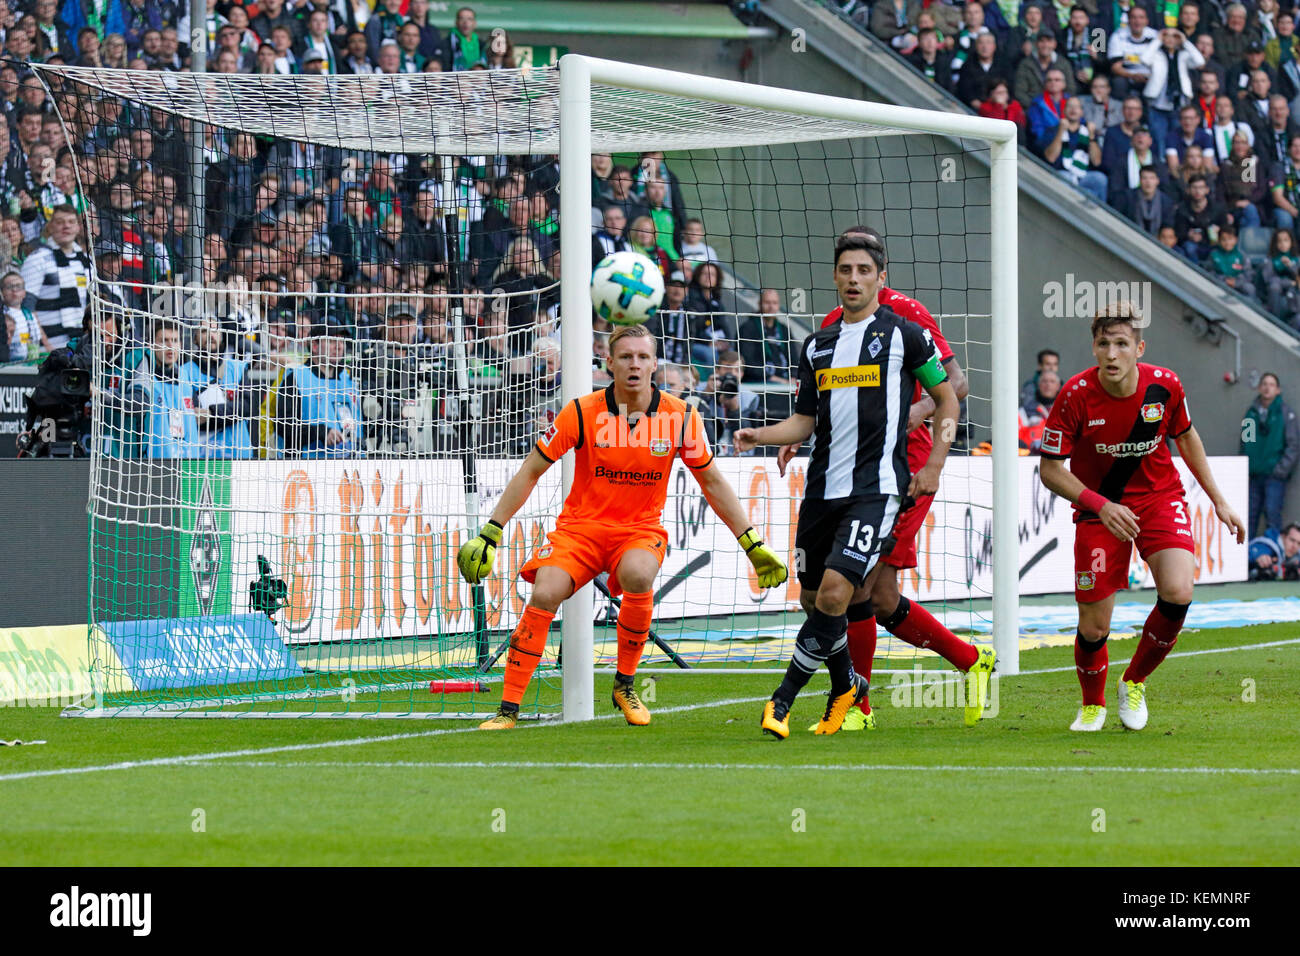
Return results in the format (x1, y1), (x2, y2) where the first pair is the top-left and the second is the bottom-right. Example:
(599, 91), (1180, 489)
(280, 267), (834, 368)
(453, 29), (481, 71)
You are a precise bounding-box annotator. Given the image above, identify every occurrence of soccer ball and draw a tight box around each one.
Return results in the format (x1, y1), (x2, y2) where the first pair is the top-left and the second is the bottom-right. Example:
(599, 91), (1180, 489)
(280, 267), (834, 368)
(590, 250), (665, 325)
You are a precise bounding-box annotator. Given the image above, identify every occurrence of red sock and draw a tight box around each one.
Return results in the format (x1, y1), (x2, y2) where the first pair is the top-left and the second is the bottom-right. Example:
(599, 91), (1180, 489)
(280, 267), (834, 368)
(1123, 599), (1189, 684)
(615, 590), (654, 679)
(502, 605), (556, 706)
(846, 602), (876, 714)
(883, 598), (979, 671)
(1075, 632), (1109, 706)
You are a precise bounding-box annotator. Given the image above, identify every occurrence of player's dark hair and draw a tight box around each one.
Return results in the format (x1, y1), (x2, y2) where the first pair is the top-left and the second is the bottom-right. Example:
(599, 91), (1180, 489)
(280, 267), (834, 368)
(1037, 348), (1059, 364)
(834, 232), (886, 271)
(1090, 302), (1145, 341)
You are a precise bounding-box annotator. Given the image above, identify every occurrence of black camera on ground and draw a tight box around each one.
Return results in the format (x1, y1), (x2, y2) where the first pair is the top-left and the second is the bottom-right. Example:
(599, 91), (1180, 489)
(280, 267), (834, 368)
(17, 344), (94, 458)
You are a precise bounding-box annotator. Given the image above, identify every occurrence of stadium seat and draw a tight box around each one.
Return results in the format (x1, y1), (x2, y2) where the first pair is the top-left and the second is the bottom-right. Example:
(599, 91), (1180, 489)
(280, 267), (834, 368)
(1238, 226), (1274, 260)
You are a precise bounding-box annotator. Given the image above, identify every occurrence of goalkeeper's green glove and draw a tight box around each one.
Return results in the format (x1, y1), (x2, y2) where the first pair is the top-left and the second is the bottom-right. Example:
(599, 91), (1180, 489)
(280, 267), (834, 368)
(457, 520), (504, 585)
(738, 527), (788, 589)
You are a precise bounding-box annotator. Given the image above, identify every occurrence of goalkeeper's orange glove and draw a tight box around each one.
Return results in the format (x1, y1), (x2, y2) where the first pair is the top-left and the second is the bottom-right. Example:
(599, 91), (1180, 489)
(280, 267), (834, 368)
(739, 527), (788, 589)
(457, 520), (503, 585)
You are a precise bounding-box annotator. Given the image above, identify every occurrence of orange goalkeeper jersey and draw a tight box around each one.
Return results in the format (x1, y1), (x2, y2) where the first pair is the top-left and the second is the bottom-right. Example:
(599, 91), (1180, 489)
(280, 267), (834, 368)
(536, 384), (714, 530)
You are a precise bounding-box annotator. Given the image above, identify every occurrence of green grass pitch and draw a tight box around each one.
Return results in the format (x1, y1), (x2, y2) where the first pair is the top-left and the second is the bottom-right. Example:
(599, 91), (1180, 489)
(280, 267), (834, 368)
(1, 623), (1297, 866)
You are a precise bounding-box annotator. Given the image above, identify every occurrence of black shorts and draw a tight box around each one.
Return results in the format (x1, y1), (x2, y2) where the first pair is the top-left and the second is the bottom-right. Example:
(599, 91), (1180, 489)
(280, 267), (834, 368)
(795, 493), (904, 591)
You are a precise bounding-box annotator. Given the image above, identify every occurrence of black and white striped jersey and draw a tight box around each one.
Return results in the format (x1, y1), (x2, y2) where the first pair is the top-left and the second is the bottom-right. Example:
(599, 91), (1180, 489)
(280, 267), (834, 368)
(21, 242), (90, 348)
(793, 305), (947, 500)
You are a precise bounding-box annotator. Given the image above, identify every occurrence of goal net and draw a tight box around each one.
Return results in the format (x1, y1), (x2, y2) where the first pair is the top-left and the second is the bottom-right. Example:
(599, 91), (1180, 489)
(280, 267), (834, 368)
(34, 58), (1018, 719)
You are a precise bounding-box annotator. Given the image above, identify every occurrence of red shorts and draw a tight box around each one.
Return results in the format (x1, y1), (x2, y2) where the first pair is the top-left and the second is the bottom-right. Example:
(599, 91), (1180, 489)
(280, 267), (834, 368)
(1073, 494), (1195, 602)
(520, 520), (668, 597)
(883, 492), (934, 570)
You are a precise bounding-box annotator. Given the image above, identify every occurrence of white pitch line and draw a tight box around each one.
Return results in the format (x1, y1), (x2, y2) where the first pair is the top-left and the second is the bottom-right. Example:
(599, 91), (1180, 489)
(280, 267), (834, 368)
(181, 759), (1300, 777)
(2, 637), (1295, 785)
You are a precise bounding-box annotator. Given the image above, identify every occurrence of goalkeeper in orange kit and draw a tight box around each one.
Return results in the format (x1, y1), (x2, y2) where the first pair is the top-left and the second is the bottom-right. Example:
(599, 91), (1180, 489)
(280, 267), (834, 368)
(457, 324), (788, 729)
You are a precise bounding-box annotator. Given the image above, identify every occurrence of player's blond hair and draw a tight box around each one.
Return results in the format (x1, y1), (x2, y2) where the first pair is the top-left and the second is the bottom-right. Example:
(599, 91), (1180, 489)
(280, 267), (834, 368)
(1091, 301), (1145, 341)
(608, 324), (657, 358)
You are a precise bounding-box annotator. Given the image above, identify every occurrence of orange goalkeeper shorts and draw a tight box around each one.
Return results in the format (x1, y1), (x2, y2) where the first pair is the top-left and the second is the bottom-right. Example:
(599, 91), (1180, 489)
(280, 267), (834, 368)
(520, 521), (668, 597)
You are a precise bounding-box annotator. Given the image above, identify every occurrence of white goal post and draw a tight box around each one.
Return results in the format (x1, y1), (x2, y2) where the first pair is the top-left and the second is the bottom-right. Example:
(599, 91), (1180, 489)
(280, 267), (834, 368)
(555, 55), (1020, 721)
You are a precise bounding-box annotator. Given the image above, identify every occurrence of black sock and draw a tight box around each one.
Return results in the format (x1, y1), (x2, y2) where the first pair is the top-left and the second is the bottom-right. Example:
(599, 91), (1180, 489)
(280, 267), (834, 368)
(614, 671), (633, 686)
(774, 608), (848, 705)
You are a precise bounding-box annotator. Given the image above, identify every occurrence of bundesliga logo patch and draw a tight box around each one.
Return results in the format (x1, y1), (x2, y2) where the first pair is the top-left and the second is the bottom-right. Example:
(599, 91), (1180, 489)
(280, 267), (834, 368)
(650, 439), (671, 456)
(1041, 428), (1063, 455)
(1142, 402), (1164, 422)
(1076, 571), (1095, 590)
(542, 422), (557, 444)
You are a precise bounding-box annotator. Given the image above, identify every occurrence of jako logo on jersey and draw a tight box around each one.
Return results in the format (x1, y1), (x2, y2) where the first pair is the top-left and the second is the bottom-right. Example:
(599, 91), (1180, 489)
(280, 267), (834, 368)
(1095, 436), (1162, 457)
(594, 466), (663, 481)
(1041, 427), (1063, 455)
(1142, 402), (1164, 422)
(816, 365), (880, 390)
(650, 439), (671, 456)
(1076, 571), (1095, 590)
(1087, 418), (1106, 427)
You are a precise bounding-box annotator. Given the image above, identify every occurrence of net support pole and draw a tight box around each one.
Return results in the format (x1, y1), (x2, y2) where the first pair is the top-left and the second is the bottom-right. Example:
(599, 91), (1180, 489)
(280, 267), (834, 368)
(187, 0), (207, 286)
(558, 56), (595, 723)
(989, 134), (1020, 676)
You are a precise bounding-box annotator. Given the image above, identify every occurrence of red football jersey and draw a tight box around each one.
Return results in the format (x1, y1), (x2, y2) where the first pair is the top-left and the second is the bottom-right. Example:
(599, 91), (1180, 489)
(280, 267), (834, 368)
(823, 287), (955, 468)
(1040, 363), (1193, 516)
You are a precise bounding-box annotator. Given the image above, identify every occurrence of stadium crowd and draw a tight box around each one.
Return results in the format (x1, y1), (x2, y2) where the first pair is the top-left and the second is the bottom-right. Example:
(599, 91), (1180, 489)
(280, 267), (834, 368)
(0, 1), (801, 459)
(837, 0), (1300, 331)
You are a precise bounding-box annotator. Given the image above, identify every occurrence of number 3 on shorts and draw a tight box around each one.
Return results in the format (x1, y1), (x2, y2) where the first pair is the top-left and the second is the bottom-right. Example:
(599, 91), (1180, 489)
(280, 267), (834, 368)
(1170, 501), (1188, 525)
(847, 519), (876, 553)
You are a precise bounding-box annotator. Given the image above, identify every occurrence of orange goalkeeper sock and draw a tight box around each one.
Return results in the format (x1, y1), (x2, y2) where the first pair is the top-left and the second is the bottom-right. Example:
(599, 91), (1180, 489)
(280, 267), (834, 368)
(615, 590), (654, 680)
(502, 605), (556, 706)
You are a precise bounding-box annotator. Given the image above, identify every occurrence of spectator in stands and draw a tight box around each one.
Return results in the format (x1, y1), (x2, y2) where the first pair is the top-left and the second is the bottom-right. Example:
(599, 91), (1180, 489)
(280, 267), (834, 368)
(1167, 103), (1218, 178)
(1143, 27), (1206, 157)
(643, 178), (681, 261)
(1262, 228), (1300, 324)
(603, 165), (648, 228)
(957, 31), (1011, 106)
(329, 184), (375, 280)
(948, 2), (989, 88)
(738, 288), (796, 385)
(908, 27), (954, 90)
(364, 0), (404, 63)
(1267, 13), (1300, 110)
(591, 152), (615, 207)
(298, 10), (341, 72)
(649, 269), (691, 367)
(1242, 371), (1300, 537)
(1207, 224), (1259, 297)
(1082, 74), (1124, 141)
(1269, 134), (1300, 228)
(1009, 4), (1045, 68)
(1108, 5), (1160, 97)
(1044, 94), (1108, 202)
(1219, 130), (1267, 227)
(1195, 68), (1222, 128)
(627, 214), (673, 278)
(1019, 366), (1059, 452)
(870, 0), (924, 54)
(1214, 4), (1262, 70)
(128, 318), (203, 459)
(339, 31), (374, 74)
(592, 205), (629, 263)
(1157, 222), (1190, 257)
(21, 205), (88, 349)
(977, 76), (1028, 130)
(679, 217), (720, 268)
(686, 260), (735, 372)
(701, 350), (762, 455)
(1176, 2), (1206, 42)
(489, 236), (552, 337)
(1028, 68), (1070, 150)
(405, 0), (447, 64)
(2, 269), (46, 360)
(1126, 163), (1176, 230)
(1015, 29), (1077, 109)
(1175, 171), (1227, 257)
(448, 6), (485, 71)
(273, 329), (362, 459)
(1020, 347), (1059, 407)
(1255, 94), (1299, 166)
(1210, 93), (1255, 163)
(1062, 5), (1097, 90)
(653, 362), (694, 400)
(1228, 42), (1275, 109)
(1249, 520), (1300, 580)
(1107, 123), (1164, 206)
(1241, 69), (1275, 132)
